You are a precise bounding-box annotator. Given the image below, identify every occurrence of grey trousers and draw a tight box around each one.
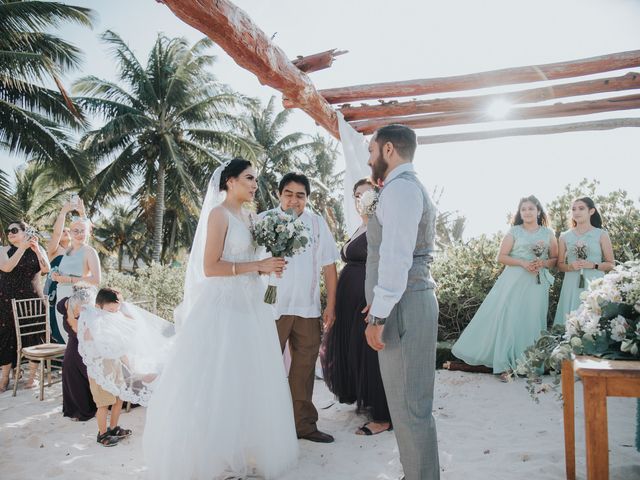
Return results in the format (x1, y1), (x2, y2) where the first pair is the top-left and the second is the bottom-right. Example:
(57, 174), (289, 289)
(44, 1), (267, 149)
(379, 289), (440, 480)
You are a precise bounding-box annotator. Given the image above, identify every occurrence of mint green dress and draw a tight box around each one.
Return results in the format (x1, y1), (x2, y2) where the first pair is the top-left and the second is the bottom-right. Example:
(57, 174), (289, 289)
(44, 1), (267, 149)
(553, 228), (606, 326)
(452, 225), (554, 373)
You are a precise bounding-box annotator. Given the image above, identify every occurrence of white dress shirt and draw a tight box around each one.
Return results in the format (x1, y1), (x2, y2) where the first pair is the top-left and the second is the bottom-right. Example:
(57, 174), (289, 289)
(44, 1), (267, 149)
(370, 163), (424, 319)
(262, 208), (340, 318)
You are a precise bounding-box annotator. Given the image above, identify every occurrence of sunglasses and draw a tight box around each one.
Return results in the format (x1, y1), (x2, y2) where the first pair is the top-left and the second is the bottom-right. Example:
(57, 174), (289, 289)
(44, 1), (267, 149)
(6, 227), (22, 235)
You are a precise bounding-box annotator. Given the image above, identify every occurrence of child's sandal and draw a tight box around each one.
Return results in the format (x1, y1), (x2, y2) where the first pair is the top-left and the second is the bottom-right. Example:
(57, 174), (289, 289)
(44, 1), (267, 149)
(97, 431), (119, 447)
(109, 425), (132, 438)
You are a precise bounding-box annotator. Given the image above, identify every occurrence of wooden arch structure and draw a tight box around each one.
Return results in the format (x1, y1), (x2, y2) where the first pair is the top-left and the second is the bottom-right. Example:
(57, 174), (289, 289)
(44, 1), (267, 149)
(160, 0), (640, 144)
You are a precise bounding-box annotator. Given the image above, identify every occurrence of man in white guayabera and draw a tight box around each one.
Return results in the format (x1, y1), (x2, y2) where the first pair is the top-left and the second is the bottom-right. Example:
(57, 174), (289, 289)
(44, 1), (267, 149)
(363, 124), (440, 480)
(263, 172), (340, 443)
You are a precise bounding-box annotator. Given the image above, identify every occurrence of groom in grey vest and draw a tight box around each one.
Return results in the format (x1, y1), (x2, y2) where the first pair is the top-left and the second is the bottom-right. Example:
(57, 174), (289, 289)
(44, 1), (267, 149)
(364, 124), (440, 480)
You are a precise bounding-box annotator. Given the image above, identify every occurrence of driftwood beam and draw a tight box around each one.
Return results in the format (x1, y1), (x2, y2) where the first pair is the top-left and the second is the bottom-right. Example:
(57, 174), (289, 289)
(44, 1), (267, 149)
(350, 93), (640, 134)
(417, 118), (640, 144)
(160, 0), (340, 138)
(321, 50), (640, 104)
(292, 48), (348, 74)
(340, 72), (640, 121)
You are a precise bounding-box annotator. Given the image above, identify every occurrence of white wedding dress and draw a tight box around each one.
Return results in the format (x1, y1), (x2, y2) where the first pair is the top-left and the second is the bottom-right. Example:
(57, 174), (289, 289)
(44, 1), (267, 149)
(143, 209), (298, 479)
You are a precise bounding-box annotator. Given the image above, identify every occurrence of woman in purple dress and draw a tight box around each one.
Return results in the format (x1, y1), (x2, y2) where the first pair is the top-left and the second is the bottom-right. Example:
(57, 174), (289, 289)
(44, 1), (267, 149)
(321, 179), (392, 435)
(0, 221), (50, 392)
(57, 285), (97, 420)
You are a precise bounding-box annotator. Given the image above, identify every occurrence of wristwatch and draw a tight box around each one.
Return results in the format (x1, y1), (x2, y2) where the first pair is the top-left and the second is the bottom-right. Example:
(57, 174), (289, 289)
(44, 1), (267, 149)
(594, 263), (599, 271)
(369, 315), (386, 326)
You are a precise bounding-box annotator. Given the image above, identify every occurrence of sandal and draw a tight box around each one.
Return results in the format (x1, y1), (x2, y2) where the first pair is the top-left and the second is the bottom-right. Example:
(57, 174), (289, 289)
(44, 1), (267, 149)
(97, 431), (119, 447)
(109, 425), (132, 438)
(356, 422), (393, 436)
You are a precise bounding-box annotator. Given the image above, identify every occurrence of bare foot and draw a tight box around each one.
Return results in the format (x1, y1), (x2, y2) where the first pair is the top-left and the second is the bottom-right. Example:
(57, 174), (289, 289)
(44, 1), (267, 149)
(0, 378), (9, 393)
(355, 421), (392, 435)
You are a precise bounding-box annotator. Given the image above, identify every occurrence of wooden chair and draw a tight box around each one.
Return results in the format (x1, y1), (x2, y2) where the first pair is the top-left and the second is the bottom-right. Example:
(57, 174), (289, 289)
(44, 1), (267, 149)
(12, 297), (66, 401)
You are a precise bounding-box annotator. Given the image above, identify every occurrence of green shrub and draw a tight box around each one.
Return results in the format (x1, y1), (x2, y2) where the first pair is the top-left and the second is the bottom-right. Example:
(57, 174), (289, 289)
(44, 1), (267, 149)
(103, 263), (186, 321)
(432, 233), (503, 340)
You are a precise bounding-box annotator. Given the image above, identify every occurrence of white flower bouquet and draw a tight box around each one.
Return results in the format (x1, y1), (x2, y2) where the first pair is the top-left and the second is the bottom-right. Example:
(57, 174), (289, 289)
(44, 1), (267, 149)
(251, 210), (310, 304)
(357, 189), (379, 216)
(516, 260), (640, 400)
(531, 240), (547, 285)
(572, 240), (589, 288)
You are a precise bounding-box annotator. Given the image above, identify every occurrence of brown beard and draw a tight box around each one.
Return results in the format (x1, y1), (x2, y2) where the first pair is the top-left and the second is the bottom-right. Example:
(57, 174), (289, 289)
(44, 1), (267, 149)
(370, 145), (388, 184)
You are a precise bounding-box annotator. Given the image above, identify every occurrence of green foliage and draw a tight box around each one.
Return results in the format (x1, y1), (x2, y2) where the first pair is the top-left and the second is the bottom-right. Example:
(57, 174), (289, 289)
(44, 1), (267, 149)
(103, 263), (186, 321)
(432, 233), (503, 340)
(0, 0), (93, 182)
(75, 31), (257, 262)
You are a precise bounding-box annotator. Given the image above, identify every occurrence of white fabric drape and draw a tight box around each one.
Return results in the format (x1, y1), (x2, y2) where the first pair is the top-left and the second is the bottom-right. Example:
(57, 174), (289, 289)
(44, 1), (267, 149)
(338, 112), (370, 235)
(77, 303), (175, 406)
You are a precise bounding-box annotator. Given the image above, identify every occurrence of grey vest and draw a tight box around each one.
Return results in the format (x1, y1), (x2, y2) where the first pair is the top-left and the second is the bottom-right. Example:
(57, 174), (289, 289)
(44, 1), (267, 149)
(365, 170), (436, 305)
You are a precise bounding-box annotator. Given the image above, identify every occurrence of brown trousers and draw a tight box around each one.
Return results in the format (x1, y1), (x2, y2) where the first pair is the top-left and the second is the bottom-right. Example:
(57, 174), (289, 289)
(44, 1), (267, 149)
(277, 314), (321, 437)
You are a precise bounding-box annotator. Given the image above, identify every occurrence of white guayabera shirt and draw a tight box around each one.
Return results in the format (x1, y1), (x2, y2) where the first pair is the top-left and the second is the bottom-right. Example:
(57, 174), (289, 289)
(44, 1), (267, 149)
(262, 207), (340, 319)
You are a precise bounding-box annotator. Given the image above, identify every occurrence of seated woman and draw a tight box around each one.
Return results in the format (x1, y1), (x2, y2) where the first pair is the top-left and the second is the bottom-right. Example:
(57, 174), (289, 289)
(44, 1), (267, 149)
(58, 284), (97, 421)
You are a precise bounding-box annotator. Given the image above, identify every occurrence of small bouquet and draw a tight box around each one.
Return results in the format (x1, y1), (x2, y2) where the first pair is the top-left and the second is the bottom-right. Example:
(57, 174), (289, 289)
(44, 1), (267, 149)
(531, 240), (547, 285)
(251, 210), (311, 304)
(357, 189), (379, 216)
(572, 241), (589, 288)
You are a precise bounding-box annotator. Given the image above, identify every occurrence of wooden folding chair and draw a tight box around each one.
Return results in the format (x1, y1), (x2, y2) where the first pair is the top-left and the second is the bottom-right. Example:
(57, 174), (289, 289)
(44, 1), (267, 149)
(12, 298), (66, 400)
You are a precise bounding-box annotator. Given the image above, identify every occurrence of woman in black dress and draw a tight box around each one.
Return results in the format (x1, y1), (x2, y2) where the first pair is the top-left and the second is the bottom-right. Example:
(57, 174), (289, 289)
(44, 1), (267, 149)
(0, 221), (50, 392)
(321, 179), (392, 435)
(57, 285), (97, 420)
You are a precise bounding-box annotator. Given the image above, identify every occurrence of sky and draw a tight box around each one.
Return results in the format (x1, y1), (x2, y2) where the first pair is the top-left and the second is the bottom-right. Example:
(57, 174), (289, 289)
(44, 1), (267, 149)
(3, 0), (640, 238)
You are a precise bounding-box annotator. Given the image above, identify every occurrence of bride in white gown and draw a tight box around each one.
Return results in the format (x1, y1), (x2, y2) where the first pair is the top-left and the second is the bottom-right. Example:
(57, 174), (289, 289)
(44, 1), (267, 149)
(143, 158), (298, 479)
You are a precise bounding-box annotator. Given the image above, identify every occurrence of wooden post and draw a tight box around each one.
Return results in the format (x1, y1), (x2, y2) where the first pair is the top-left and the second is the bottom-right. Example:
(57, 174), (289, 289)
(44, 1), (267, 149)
(339, 72), (640, 120)
(160, 0), (340, 138)
(320, 49), (640, 104)
(350, 94), (640, 134)
(416, 118), (640, 145)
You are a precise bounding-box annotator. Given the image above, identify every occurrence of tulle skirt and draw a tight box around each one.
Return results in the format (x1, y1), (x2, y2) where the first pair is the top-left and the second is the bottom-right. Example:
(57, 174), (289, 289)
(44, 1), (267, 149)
(143, 274), (298, 479)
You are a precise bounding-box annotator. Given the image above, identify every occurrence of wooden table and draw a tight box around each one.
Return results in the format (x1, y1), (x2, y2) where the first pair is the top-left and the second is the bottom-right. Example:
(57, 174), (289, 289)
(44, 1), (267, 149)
(562, 356), (640, 480)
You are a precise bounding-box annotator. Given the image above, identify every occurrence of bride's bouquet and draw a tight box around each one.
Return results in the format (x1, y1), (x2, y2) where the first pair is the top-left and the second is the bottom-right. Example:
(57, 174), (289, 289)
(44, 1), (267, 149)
(251, 210), (311, 304)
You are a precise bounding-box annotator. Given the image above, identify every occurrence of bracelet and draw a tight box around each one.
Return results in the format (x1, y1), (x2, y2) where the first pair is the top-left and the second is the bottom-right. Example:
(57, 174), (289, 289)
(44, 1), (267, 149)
(232, 263), (237, 276)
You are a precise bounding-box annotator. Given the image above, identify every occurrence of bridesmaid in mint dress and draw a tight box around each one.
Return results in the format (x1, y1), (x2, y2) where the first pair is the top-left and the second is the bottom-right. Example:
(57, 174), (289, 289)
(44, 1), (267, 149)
(452, 196), (558, 379)
(554, 197), (615, 326)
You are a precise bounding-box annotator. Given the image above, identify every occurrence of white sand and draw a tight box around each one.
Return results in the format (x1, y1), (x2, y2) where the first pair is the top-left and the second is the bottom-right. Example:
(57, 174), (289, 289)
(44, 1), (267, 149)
(1, 371), (638, 480)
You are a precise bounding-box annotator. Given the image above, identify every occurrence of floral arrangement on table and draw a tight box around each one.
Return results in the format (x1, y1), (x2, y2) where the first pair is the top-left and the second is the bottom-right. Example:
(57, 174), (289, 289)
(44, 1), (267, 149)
(251, 209), (310, 304)
(516, 260), (640, 401)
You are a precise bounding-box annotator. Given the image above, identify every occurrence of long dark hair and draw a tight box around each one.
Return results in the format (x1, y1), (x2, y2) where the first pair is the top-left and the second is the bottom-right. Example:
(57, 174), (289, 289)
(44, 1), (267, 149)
(571, 196), (602, 228)
(512, 195), (549, 226)
(219, 158), (253, 191)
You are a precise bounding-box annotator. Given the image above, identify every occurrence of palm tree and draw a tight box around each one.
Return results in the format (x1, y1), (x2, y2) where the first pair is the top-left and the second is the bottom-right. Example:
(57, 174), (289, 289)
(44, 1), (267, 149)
(243, 96), (314, 212)
(0, 168), (20, 233)
(13, 161), (71, 228)
(93, 204), (149, 271)
(0, 0), (94, 188)
(74, 31), (257, 263)
(300, 134), (345, 239)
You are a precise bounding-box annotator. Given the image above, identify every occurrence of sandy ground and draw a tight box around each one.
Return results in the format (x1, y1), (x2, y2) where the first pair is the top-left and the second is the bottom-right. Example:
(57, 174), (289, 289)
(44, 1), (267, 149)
(1, 370), (638, 480)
